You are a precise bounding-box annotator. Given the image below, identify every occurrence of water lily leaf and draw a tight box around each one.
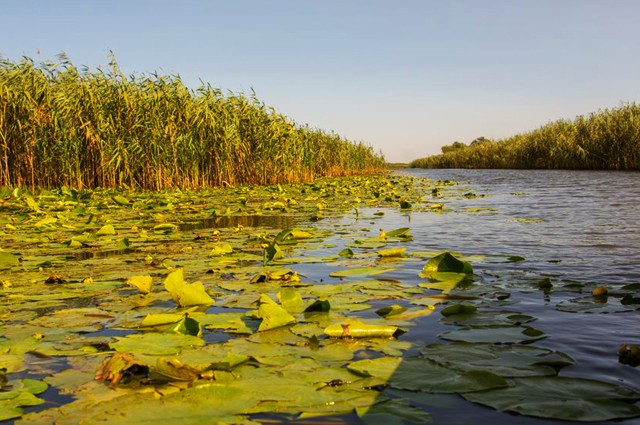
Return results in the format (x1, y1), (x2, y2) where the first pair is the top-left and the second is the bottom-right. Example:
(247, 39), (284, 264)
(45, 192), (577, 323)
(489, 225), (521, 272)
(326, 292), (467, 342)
(277, 287), (304, 314)
(209, 242), (233, 257)
(376, 304), (407, 318)
(556, 296), (638, 313)
(463, 376), (640, 421)
(420, 252), (473, 278)
(440, 310), (536, 327)
(0, 251), (19, 269)
(0, 355), (25, 373)
(34, 217), (57, 228)
(377, 248), (406, 258)
(264, 242), (284, 264)
(304, 299), (331, 312)
(385, 228), (411, 238)
(324, 321), (399, 338)
(338, 248), (354, 258)
(356, 398), (432, 425)
(96, 224), (116, 236)
(440, 303), (477, 317)
(165, 315), (202, 337)
(256, 294), (296, 332)
(200, 312), (257, 334)
(439, 326), (546, 344)
(348, 357), (507, 393)
(125, 275), (153, 294)
(110, 332), (205, 355)
(153, 223), (178, 233)
(421, 342), (575, 377)
(153, 357), (201, 381)
(141, 313), (185, 327)
(111, 195), (130, 205)
(330, 266), (396, 278)
(0, 390), (45, 421)
(163, 269), (214, 307)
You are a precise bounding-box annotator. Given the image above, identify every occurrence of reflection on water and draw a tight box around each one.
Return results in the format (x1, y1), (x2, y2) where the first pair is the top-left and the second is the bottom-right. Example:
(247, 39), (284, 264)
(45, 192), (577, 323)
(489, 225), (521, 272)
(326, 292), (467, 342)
(178, 214), (295, 231)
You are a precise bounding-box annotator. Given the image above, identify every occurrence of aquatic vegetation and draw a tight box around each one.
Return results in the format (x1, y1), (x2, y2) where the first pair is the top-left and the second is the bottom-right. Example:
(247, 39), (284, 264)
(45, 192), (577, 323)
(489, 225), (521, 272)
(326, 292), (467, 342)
(0, 54), (385, 189)
(411, 103), (640, 170)
(1, 174), (639, 423)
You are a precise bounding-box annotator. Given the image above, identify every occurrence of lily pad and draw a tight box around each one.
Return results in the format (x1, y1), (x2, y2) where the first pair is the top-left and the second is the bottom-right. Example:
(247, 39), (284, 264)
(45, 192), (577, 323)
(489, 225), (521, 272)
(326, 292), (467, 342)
(421, 342), (575, 377)
(463, 376), (640, 421)
(163, 269), (214, 307)
(348, 357), (507, 393)
(439, 326), (546, 344)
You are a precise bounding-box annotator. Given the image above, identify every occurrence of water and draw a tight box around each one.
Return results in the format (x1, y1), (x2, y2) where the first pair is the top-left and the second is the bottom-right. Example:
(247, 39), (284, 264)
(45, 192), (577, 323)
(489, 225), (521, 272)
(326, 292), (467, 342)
(377, 168), (640, 424)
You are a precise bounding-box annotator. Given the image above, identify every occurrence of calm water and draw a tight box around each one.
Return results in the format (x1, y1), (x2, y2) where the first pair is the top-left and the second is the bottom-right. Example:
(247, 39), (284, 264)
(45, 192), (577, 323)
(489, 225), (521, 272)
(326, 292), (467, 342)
(331, 169), (640, 425)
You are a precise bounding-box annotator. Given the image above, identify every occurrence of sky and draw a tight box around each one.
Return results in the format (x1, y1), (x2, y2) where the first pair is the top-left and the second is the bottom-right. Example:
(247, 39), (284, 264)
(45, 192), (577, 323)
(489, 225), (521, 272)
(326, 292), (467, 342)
(2, 0), (640, 163)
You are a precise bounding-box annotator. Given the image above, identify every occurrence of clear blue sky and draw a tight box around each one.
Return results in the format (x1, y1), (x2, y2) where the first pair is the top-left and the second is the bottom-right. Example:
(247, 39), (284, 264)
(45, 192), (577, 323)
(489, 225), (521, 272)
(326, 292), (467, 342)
(2, 0), (639, 162)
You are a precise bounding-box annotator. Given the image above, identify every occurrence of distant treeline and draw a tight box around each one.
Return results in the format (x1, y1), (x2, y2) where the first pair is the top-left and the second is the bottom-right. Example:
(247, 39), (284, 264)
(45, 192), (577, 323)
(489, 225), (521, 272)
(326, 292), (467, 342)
(0, 54), (386, 189)
(410, 103), (640, 170)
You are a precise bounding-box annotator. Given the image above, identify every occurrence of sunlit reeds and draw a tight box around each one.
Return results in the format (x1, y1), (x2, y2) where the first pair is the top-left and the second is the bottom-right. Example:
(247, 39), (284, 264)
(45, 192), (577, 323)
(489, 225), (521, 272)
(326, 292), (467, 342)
(410, 103), (640, 170)
(0, 54), (386, 189)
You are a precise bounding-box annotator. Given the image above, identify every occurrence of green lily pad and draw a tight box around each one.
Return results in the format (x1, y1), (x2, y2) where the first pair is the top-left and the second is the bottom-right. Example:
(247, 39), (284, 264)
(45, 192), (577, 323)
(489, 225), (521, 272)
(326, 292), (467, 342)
(0, 251), (19, 269)
(256, 294), (296, 332)
(163, 269), (214, 307)
(439, 326), (546, 344)
(96, 224), (116, 236)
(110, 332), (205, 355)
(330, 266), (396, 278)
(463, 376), (640, 421)
(420, 252), (473, 279)
(348, 357), (507, 393)
(125, 275), (153, 294)
(421, 342), (575, 377)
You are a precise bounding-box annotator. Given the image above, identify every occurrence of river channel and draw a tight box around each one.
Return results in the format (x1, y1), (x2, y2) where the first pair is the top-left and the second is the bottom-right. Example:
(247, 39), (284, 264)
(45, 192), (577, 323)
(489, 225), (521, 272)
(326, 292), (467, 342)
(352, 168), (640, 425)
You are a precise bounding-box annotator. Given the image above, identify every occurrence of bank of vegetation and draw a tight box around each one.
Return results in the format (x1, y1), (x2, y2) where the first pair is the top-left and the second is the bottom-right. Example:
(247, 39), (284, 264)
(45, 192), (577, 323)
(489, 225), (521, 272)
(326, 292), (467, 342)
(0, 54), (385, 189)
(410, 103), (640, 170)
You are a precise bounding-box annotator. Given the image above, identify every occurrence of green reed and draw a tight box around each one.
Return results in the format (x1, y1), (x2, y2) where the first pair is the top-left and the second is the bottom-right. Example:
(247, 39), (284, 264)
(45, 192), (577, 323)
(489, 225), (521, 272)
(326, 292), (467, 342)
(0, 54), (386, 189)
(410, 103), (640, 170)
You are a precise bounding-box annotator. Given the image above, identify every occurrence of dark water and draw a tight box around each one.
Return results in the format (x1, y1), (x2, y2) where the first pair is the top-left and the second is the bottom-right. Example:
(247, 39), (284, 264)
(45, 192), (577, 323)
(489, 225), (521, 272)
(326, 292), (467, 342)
(315, 169), (640, 425)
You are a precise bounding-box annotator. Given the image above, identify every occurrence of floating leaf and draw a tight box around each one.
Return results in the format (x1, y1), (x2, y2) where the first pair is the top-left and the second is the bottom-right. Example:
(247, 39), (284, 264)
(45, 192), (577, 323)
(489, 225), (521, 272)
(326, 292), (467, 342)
(421, 342), (575, 377)
(348, 357), (507, 393)
(377, 248), (406, 258)
(463, 376), (640, 421)
(125, 275), (153, 294)
(0, 251), (19, 269)
(338, 248), (354, 258)
(256, 294), (296, 332)
(209, 242), (233, 257)
(420, 252), (473, 279)
(440, 303), (477, 317)
(439, 326), (546, 344)
(153, 223), (178, 233)
(166, 315), (202, 337)
(330, 266), (396, 278)
(96, 224), (116, 236)
(163, 269), (214, 307)
(110, 332), (205, 356)
(304, 299), (331, 312)
(375, 305), (407, 318)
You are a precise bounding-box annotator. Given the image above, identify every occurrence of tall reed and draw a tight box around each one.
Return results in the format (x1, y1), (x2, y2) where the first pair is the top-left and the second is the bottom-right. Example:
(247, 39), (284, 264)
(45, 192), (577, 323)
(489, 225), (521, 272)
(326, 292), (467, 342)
(410, 103), (640, 170)
(0, 54), (386, 189)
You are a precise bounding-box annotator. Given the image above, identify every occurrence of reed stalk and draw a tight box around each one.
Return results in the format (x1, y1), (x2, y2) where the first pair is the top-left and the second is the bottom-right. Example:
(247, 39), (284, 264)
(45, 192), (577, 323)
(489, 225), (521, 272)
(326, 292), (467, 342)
(0, 54), (386, 189)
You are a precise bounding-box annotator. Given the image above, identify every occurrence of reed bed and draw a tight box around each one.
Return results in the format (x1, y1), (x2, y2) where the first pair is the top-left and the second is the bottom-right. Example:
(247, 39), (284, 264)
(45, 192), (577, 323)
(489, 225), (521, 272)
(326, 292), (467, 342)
(410, 103), (640, 170)
(0, 54), (386, 189)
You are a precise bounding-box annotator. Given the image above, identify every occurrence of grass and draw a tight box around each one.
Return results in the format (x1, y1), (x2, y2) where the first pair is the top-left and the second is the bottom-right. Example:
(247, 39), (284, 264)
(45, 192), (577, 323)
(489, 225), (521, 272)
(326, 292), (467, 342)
(410, 103), (640, 170)
(0, 53), (386, 189)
